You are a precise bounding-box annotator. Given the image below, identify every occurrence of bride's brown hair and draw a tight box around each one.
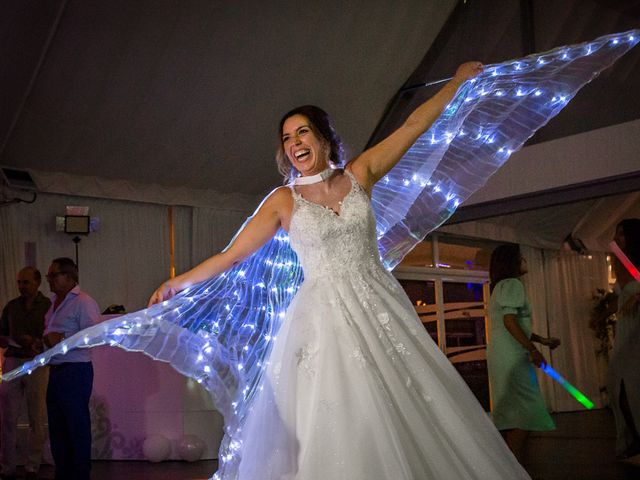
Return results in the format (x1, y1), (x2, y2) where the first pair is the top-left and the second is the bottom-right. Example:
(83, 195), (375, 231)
(276, 105), (344, 183)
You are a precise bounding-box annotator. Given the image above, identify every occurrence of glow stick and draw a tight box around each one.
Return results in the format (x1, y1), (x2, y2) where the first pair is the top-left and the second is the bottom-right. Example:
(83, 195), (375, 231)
(540, 363), (594, 409)
(609, 241), (640, 281)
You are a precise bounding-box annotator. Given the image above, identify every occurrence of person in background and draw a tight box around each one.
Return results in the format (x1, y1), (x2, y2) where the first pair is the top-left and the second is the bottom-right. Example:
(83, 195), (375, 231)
(0, 267), (50, 480)
(43, 258), (100, 480)
(487, 244), (561, 464)
(608, 218), (640, 463)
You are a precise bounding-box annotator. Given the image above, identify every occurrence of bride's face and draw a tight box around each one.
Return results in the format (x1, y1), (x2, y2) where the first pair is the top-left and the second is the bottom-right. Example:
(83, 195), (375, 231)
(281, 114), (329, 176)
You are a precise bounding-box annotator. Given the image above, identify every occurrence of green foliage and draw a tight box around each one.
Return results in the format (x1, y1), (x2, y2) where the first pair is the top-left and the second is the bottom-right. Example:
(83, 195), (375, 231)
(589, 288), (617, 358)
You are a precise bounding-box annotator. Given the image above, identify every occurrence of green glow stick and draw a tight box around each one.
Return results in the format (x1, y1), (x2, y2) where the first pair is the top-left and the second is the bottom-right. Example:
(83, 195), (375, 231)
(540, 363), (594, 409)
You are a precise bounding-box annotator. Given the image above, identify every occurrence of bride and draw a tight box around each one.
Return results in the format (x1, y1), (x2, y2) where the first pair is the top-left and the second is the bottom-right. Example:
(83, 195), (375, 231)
(149, 61), (531, 479)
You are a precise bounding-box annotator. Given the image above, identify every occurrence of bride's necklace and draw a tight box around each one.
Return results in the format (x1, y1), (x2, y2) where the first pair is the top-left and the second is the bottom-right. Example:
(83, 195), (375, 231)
(293, 167), (335, 186)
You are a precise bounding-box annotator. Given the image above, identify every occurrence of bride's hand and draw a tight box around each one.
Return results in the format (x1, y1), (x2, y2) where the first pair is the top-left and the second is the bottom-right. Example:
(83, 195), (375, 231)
(148, 281), (178, 307)
(453, 61), (484, 83)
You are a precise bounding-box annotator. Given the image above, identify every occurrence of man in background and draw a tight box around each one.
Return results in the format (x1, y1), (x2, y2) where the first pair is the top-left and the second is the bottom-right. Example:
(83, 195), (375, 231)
(43, 257), (100, 480)
(0, 267), (51, 480)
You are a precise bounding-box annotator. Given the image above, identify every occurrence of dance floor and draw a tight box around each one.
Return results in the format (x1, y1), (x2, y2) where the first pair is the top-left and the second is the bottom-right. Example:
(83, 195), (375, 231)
(525, 409), (638, 480)
(19, 409), (639, 480)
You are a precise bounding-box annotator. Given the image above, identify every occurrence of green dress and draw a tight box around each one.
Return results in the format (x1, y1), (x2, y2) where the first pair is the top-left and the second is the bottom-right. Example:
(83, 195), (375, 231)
(486, 278), (555, 431)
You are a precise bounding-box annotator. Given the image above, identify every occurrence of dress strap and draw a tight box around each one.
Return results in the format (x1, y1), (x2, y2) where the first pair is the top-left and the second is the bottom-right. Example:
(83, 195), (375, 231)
(344, 168), (356, 183)
(343, 167), (365, 193)
(289, 184), (303, 206)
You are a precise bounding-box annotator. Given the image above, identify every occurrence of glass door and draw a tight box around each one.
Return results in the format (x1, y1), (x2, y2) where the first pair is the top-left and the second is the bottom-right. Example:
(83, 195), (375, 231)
(395, 269), (491, 410)
(442, 280), (490, 410)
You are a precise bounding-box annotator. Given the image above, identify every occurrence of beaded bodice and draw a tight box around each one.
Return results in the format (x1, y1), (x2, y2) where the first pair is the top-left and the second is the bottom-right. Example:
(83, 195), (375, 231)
(289, 171), (382, 280)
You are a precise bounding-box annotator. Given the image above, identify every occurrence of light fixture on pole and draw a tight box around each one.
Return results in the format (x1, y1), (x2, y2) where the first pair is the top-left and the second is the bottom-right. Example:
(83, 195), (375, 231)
(55, 206), (99, 268)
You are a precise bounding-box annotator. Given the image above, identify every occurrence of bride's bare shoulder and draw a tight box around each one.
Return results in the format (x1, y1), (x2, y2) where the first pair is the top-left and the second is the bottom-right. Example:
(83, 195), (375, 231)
(263, 186), (293, 231)
(268, 185), (294, 204)
(345, 162), (373, 195)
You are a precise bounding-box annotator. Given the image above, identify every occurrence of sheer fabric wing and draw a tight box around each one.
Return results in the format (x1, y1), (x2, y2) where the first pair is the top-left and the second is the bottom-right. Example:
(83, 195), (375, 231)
(2, 230), (302, 432)
(2, 28), (638, 478)
(375, 29), (639, 269)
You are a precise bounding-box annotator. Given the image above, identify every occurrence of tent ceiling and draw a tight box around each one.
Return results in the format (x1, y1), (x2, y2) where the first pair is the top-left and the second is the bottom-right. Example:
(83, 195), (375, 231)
(0, 0), (454, 196)
(369, 0), (640, 147)
(1, 1), (638, 251)
(440, 191), (640, 252)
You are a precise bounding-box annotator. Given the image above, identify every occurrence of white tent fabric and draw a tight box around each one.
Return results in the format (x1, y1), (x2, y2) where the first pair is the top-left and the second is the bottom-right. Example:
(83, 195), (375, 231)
(571, 192), (640, 252)
(0, 207), (22, 306)
(520, 246), (609, 412)
(440, 190), (640, 253)
(29, 168), (261, 211)
(540, 250), (609, 411)
(0, 193), (171, 310)
(0, 0), (456, 196)
(190, 207), (252, 267)
(0, 193), (251, 311)
(519, 246), (558, 410)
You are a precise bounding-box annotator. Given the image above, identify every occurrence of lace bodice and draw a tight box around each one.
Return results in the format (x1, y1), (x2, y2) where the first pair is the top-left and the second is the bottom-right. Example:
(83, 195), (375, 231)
(289, 171), (382, 280)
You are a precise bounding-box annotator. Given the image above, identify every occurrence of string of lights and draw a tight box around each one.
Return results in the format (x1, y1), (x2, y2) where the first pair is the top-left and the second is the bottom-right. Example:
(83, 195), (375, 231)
(2, 29), (638, 477)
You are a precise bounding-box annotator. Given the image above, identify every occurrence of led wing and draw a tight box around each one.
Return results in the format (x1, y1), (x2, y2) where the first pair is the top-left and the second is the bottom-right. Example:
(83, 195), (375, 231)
(2, 229), (301, 431)
(375, 30), (640, 269)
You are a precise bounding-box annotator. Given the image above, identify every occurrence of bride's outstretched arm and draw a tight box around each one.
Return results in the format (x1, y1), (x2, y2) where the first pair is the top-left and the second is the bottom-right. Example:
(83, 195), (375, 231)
(148, 186), (292, 306)
(350, 61), (482, 190)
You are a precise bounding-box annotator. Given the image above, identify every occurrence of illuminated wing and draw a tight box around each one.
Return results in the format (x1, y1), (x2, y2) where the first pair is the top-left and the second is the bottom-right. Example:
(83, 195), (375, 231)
(3, 29), (637, 479)
(2, 229), (302, 432)
(375, 29), (640, 269)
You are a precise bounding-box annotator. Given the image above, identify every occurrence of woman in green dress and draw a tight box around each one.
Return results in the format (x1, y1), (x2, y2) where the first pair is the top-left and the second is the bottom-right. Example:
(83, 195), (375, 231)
(486, 244), (560, 464)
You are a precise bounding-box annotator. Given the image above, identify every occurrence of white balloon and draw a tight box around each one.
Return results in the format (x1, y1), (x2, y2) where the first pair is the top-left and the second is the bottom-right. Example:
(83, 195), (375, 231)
(143, 434), (171, 462)
(177, 434), (205, 462)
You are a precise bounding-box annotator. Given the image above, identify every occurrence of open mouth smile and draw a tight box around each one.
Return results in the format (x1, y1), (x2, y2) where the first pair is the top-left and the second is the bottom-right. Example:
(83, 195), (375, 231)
(294, 149), (311, 161)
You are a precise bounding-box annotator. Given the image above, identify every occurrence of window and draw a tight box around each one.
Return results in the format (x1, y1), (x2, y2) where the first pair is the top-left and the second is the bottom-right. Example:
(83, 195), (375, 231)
(394, 234), (502, 410)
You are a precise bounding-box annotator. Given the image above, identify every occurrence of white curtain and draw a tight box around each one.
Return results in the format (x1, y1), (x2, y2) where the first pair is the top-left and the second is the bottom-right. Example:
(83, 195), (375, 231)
(190, 207), (252, 266)
(0, 193), (172, 313)
(523, 246), (609, 412)
(0, 206), (23, 308)
(1, 192), (254, 314)
(171, 205), (194, 277)
(520, 246), (558, 411)
(544, 250), (609, 411)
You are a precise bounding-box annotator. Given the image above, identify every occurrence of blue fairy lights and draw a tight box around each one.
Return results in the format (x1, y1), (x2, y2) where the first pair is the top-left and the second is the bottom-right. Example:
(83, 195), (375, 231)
(2, 29), (638, 478)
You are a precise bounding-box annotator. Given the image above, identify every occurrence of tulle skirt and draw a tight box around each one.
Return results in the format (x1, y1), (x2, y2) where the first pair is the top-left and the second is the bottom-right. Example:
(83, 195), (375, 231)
(236, 266), (530, 479)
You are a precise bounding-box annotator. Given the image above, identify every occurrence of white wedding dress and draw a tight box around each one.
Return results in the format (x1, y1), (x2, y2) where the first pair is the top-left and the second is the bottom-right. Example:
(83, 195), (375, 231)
(235, 171), (530, 479)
